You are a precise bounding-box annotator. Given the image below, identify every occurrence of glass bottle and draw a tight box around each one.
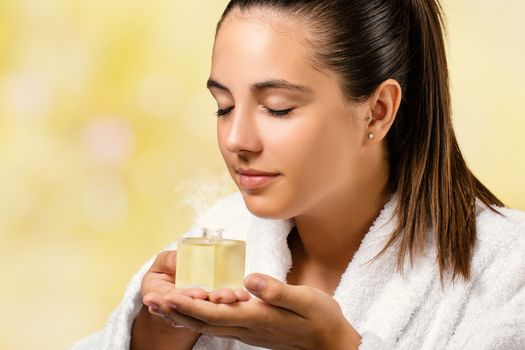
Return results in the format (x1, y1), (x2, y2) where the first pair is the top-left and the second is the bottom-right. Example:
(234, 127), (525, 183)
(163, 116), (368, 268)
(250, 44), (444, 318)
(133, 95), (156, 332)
(175, 227), (246, 291)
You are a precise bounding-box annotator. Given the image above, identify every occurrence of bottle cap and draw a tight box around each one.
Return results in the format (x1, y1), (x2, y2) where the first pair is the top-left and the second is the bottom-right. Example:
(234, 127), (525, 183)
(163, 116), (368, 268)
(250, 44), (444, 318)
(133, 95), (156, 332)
(202, 227), (224, 241)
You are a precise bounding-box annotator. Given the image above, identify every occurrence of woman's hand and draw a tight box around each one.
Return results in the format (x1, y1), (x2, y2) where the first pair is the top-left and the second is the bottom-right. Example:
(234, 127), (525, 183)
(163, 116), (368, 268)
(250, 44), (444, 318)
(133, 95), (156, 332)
(141, 250), (250, 325)
(133, 249), (252, 350)
(132, 250), (207, 350)
(147, 272), (362, 350)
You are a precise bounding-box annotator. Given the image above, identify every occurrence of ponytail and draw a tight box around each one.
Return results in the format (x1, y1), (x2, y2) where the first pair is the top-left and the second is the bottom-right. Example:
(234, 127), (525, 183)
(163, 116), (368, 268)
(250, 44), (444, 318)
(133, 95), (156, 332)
(383, 0), (504, 283)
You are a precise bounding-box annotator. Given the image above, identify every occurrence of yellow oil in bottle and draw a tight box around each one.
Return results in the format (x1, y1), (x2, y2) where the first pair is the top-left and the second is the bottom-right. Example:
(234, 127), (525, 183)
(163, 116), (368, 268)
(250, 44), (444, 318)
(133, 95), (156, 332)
(175, 228), (246, 291)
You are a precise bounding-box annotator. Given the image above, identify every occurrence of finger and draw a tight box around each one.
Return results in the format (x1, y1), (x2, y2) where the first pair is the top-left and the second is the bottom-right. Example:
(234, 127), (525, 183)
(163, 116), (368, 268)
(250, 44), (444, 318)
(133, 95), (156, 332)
(148, 306), (172, 323)
(165, 308), (249, 338)
(140, 250), (178, 295)
(233, 288), (251, 302)
(179, 287), (209, 300)
(165, 309), (205, 330)
(143, 287), (208, 309)
(141, 276), (176, 298)
(153, 304), (246, 336)
(149, 305), (202, 330)
(244, 273), (315, 316)
(149, 250), (178, 275)
(143, 290), (172, 309)
(207, 288), (251, 303)
(165, 293), (251, 326)
(208, 288), (237, 304)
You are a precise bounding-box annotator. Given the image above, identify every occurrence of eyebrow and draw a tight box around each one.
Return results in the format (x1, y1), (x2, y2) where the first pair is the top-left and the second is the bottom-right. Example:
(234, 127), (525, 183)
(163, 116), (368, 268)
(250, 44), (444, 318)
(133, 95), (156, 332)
(206, 78), (312, 94)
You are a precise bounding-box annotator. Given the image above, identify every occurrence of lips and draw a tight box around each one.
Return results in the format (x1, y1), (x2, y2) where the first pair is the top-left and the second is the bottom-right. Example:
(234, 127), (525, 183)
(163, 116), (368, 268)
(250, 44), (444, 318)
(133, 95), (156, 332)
(236, 168), (280, 190)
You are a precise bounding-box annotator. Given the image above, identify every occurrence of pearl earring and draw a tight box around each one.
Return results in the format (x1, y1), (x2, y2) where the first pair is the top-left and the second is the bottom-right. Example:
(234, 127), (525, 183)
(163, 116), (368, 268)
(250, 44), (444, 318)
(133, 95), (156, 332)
(366, 116), (374, 140)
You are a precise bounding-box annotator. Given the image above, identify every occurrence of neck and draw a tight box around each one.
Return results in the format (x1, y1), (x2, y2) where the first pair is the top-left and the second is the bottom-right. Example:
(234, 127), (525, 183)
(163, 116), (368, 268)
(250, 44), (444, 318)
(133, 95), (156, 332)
(292, 166), (391, 271)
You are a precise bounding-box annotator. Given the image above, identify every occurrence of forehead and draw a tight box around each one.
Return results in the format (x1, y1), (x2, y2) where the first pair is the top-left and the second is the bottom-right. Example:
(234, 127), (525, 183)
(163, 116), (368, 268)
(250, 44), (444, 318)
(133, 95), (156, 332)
(218, 7), (307, 43)
(212, 8), (320, 81)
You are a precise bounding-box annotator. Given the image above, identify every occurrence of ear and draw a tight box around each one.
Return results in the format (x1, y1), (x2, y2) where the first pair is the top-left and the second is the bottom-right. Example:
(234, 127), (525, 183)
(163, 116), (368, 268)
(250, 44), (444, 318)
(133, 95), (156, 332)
(366, 79), (402, 143)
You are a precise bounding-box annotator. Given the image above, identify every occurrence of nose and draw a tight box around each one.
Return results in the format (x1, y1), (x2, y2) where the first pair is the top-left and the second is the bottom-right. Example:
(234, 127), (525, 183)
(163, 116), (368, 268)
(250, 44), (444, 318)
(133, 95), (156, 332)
(222, 108), (263, 155)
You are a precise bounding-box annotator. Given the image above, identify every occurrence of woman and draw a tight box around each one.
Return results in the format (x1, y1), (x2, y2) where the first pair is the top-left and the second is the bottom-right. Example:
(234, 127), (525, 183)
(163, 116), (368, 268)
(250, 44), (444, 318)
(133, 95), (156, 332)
(72, 0), (525, 349)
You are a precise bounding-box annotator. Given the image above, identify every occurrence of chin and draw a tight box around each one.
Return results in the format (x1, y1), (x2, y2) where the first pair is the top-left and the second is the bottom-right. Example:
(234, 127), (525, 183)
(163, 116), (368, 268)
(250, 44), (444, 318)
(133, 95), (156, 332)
(239, 190), (292, 220)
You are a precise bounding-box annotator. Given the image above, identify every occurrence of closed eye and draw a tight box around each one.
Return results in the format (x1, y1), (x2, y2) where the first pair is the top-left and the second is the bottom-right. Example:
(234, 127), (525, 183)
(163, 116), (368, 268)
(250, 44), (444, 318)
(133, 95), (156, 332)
(215, 106), (234, 117)
(264, 107), (294, 118)
(215, 106), (294, 118)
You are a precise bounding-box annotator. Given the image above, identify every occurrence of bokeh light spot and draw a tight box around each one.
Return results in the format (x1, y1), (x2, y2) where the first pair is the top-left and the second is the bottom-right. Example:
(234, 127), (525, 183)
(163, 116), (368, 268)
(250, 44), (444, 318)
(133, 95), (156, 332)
(81, 115), (135, 166)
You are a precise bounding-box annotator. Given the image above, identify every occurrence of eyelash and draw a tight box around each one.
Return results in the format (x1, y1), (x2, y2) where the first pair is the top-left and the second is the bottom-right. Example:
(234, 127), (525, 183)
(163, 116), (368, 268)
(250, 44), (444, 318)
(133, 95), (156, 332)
(215, 106), (294, 118)
(215, 107), (233, 117)
(265, 107), (294, 118)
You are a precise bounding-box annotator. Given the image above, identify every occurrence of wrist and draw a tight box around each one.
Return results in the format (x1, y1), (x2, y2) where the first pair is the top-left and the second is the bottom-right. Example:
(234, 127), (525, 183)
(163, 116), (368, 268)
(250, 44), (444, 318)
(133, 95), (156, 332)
(331, 320), (361, 350)
(131, 305), (200, 350)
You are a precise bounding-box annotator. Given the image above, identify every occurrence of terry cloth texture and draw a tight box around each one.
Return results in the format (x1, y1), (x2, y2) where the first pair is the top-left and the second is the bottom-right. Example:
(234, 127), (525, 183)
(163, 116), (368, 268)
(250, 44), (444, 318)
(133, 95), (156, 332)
(71, 192), (525, 350)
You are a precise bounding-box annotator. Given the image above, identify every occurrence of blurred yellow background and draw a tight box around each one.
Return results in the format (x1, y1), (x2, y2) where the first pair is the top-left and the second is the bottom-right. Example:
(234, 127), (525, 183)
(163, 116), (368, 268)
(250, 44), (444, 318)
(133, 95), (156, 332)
(0, 1), (523, 349)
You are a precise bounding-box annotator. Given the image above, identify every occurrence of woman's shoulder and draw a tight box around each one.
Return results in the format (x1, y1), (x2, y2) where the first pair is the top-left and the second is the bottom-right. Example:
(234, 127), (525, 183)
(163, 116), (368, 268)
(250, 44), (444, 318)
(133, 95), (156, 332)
(471, 202), (525, 284)
(475, 203), (525, 247)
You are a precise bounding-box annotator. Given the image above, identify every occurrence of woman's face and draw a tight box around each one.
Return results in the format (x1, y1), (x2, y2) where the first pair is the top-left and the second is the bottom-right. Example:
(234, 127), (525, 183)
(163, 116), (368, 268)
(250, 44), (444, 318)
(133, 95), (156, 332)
(209, 9), (370, 219)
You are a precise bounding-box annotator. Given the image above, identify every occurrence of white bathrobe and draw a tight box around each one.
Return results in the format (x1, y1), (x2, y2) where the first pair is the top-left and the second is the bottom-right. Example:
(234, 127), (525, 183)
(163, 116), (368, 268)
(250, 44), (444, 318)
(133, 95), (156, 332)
(71, 192), (525, 350)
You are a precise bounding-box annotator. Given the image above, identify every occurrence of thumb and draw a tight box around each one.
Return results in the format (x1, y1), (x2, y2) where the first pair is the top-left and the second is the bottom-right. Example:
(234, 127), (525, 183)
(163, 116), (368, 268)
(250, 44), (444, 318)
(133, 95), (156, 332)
(244, 273), (313, 315)
(150, 250), (178, 275)
(142, 250), (178, 292)
(142, 250), (210, 305)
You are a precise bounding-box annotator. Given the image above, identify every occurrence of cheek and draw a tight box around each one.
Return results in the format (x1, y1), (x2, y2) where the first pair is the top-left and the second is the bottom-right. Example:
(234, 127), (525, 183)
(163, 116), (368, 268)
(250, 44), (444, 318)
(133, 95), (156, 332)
(279, 117), (355, 170)
(266, 116), (350, 195)
(216, 124), (235, 176)
(217, 122), (230, 158)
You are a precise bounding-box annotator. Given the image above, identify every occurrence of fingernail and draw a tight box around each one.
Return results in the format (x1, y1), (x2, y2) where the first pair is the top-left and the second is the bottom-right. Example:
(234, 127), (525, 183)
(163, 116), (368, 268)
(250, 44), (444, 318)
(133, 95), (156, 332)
(148, 306), (163, 316)
(170, 320), (185, 328)
(145, 301), (159, 309)
(247, 276), (265, 292)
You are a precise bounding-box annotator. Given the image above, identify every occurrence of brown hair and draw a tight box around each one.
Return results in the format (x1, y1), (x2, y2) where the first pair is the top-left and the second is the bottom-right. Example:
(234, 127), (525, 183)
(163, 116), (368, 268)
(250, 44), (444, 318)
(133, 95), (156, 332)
(216, 0), (504, 283)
